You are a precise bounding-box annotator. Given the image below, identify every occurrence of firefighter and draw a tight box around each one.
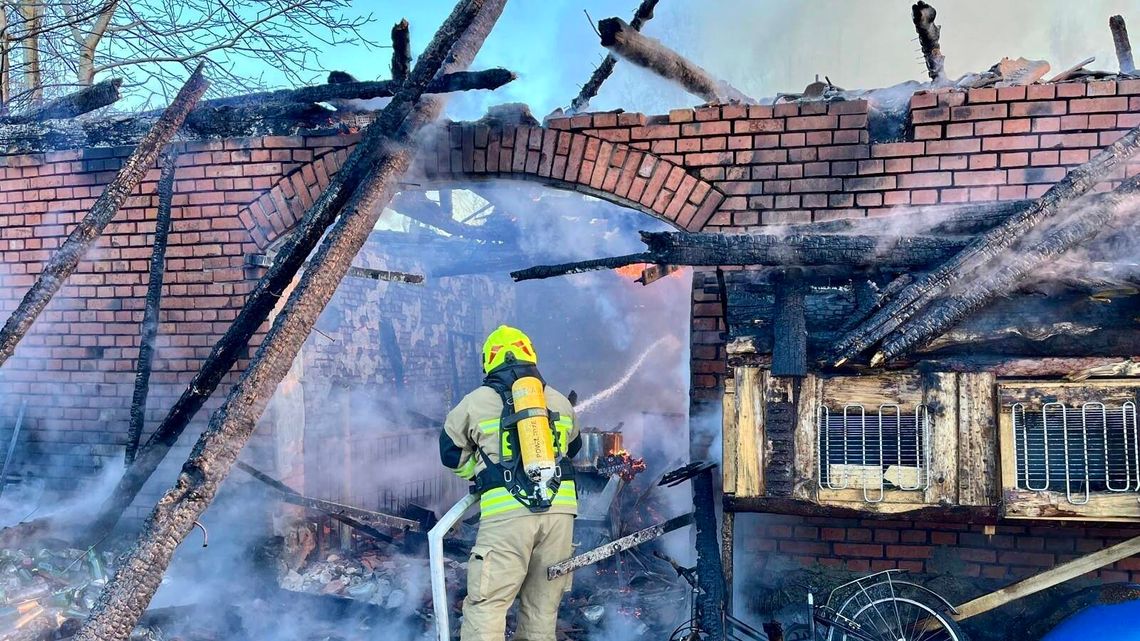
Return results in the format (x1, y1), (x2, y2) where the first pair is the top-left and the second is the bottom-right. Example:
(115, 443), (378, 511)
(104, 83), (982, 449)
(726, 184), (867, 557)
(439, 325), (581, 641)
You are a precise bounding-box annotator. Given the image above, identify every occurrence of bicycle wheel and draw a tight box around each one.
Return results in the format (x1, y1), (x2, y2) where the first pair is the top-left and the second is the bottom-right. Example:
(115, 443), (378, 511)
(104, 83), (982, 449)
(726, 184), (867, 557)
(832, 596), (967, 641)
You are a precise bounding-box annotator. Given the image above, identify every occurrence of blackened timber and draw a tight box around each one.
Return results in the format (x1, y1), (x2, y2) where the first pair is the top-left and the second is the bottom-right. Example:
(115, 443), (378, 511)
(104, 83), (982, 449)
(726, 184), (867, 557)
(771, 269), (807, 377)
(0, 66), (207, 371)
(568, 0), (659, 114)
(84, 0), (491, 548)
(0, 70), (517, 153)
(235, 461), (411, 536)
(598, 17), (753, 104)
(724, 496), (1000, 523)
(546, 512), (694, 579)
(510, 253), (651, 280)
(692, 467), (725, 641)
(1111, 15), (1136, 74)
(2, 78), (122, 124)
(200, 69), (516, 110)
(912, 2), (947, 83)
(831, 118), (1140, 366)
(391, 19), (412, 82)
(125, 151), (177, 466)
(76, 1), (505, 637)
(875, 180), (1140, 364)
(640, 230), (973, 268)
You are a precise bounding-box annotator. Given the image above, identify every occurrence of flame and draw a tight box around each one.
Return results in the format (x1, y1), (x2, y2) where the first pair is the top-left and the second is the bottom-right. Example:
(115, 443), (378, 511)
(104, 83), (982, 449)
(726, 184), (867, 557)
(614, 263), (648, 279)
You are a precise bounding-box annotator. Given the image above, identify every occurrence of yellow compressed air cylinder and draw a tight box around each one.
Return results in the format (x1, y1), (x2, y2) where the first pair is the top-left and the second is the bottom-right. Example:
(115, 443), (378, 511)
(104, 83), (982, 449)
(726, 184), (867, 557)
(511, 375), (557, 499)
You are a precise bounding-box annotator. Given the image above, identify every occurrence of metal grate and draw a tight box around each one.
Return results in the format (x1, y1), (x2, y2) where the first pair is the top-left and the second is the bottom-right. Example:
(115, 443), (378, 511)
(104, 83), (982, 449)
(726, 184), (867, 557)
(1012, 401), (1139, 504)
(817, 404), (931, 502)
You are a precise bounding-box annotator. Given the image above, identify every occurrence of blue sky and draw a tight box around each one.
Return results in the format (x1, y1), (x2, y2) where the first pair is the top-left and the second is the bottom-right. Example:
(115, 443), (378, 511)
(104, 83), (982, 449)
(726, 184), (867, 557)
(242, 0), (1140, 120)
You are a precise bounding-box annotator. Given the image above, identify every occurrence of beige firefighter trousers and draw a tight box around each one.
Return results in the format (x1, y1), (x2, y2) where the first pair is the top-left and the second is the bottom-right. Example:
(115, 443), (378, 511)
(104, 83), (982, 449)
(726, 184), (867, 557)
(459, 512), (574, 641)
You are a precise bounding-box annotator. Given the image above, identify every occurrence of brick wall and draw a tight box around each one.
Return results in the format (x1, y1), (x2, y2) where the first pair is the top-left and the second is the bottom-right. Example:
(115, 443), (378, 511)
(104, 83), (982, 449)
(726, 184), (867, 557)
(744, 515), (1140, 583)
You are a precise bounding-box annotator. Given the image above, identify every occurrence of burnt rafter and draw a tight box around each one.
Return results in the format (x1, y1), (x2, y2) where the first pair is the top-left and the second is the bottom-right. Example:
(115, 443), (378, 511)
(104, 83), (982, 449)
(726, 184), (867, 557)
(0, 70), (517, 153)
(830, 119), (1140, 367)
(598, 16), (754, 104)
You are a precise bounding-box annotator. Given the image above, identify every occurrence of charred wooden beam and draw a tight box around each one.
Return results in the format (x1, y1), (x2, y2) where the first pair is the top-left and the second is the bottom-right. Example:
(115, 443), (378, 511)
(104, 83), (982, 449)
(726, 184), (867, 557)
(598, 17), (753, 104)
(201, 69), (516, 110)
(912, 1), (947, 83)
(235, 461), (409, 538)
(125, 151), (177, 466)
(831, 119), (1140, 366)
(1111, 15), (1136, 74)
(546, 512), (694, 579)
(724, 495), (1000, 523)
(692, 466), (725, 641)
(246, 253), (425, 284)
(2, 78), (122, 124)
(511, 252), (651, 280)
(0, 70), (516, 153)
(391, 19), (412, 82)
(874, 180), (1140, 364)
(568, 0), (659, 114)
(641, 230), (973, 268)
(74, 3), (507, 638)
(84, 0), (491, 548)
(0, 67), (207, 371)
(770, 269), (807, 377)
(511, 230), (978, 281)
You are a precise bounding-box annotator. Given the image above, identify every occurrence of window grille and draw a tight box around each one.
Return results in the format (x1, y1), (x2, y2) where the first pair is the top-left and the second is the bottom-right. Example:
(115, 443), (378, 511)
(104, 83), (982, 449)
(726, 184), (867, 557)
(817, 404), (931, 502)
(1012, 401), (1139, 504)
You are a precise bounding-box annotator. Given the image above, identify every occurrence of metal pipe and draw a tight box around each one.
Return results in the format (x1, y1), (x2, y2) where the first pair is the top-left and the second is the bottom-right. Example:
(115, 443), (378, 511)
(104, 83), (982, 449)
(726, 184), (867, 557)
(430, 493), (478, 641)
(0, 400), (27, 498)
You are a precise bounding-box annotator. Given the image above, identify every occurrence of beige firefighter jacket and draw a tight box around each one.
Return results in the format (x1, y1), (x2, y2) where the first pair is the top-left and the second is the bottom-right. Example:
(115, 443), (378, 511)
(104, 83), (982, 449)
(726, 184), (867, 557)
(442, 385), (579, 522)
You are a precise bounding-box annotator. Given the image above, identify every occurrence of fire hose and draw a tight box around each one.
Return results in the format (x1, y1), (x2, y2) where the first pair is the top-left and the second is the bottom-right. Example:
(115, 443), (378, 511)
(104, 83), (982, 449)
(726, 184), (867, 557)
(429, 493), (478, 641)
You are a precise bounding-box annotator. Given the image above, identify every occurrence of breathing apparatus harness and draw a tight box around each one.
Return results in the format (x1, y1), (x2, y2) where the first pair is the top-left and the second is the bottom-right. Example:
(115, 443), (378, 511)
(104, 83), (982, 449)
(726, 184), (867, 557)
(472, 357), (574, 513)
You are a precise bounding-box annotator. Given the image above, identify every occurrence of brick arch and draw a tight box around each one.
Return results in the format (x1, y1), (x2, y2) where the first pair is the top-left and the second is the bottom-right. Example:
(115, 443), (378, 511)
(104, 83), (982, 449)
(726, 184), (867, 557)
(237, 142), (356, 251)
(418, 123), (725, 231)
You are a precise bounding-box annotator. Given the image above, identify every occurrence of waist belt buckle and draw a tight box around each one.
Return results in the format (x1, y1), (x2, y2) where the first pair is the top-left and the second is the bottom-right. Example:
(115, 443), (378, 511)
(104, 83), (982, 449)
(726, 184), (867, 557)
(503, 469), (513, 484)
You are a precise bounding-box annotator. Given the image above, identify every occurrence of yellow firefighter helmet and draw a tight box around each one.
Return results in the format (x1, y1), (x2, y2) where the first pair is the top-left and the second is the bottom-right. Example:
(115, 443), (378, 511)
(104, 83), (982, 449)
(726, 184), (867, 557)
(482, 325), (537, 373)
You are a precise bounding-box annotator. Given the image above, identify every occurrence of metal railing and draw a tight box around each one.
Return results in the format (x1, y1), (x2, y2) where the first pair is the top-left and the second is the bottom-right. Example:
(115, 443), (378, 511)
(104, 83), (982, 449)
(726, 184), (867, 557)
(817, 403), (931, 503)
(1012, 401), (1139, 504)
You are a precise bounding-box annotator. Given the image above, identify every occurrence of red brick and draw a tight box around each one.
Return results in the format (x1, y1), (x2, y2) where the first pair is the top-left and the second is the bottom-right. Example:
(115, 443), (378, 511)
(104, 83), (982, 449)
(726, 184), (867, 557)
(951, 103), (1008, 121)
(938, 92), (967, 107)
(682, 120), (730, 136)
(1012, 100), (1067, 117)
(945, 122), (973, 138)
(926, 138), (981, 154)
(982, 135), (1038, 151)
(1059, 114), (1089, 130)
(668, 108), (694, 123)
(997, 85), (1027, 101)
(899, 172), (951, 188)
(914, 124), (942, 140)
(834, 543), (884, 557)
(910, 92), (938, 109)
(955, 170), (1006, 186)
(1070, 96), (1128, 113)
(912, 107), (949, 123)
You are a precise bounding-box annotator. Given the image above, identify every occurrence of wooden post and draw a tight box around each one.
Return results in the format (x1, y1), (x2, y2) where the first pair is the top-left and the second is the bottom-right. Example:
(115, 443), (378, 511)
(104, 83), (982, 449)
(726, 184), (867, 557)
(922, 372), (959, 506)
(733, 367), (765, 497)
(957, 373), (996, 506)
(771, 269), (807, 378)
(391, 19), (412, 82)
(0, 66), (206, 371)
(1111, 15), (1135, 74)
(125, 151), (177, 465)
